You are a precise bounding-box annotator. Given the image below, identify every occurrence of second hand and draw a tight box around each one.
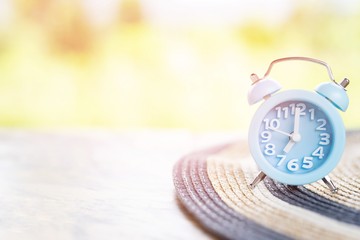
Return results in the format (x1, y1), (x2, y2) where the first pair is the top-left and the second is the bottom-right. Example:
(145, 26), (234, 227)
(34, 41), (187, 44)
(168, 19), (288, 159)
(268, 127), (292, 137)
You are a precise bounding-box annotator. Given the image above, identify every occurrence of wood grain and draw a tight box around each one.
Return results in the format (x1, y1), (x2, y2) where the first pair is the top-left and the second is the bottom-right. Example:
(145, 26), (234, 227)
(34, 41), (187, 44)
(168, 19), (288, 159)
(0, 129), (242, 240)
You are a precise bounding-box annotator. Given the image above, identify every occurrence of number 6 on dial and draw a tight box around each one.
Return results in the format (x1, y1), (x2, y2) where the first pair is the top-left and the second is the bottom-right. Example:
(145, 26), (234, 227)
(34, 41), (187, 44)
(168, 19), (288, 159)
(247, 57), (349, 192)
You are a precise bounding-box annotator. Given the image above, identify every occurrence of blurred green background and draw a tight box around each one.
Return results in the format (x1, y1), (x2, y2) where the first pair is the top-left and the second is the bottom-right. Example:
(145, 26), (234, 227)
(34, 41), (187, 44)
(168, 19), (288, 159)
(0, 0), (359, 131)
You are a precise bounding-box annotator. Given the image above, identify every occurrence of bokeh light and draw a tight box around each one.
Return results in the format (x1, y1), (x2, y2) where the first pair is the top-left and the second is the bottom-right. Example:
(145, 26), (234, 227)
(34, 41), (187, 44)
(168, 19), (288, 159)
(0, 0), (359, 131)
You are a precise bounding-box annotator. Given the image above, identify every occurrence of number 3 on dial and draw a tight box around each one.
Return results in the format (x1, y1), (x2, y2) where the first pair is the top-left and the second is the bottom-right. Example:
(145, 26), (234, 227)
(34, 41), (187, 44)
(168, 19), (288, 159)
(249, 89), (346, 185)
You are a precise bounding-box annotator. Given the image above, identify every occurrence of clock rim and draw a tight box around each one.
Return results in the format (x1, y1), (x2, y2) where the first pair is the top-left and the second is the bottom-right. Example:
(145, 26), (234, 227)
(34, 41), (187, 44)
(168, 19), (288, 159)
(248, 89), (345, 185)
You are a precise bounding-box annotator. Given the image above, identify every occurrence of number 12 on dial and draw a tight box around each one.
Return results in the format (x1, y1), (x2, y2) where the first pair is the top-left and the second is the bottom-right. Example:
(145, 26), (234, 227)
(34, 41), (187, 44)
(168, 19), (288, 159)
(249, 90), (345, 186)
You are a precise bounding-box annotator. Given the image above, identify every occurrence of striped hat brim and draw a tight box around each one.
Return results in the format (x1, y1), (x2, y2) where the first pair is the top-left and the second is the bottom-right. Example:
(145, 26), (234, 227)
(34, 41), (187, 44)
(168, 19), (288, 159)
(173, 132), (360, 239)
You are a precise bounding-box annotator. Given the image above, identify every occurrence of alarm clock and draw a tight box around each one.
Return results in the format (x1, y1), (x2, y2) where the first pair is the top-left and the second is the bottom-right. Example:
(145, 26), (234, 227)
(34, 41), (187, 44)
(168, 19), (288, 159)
(248, 57), (349, 193)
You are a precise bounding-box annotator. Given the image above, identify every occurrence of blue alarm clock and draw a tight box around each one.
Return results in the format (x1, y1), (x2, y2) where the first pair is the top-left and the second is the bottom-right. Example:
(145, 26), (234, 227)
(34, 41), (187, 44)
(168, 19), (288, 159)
(248, 57), (350, 192)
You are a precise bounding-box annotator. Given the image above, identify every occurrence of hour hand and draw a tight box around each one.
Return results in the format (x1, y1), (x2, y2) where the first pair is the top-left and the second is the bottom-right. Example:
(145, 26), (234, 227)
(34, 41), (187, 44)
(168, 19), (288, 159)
(270, 127), (294, 153)
(283, 140), (295, 153)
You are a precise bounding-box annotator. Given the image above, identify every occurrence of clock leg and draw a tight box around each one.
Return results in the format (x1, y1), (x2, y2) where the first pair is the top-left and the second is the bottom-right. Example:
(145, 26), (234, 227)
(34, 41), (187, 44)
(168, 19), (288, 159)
(322, 176), (338, 193)
(250, 171), (267, 189)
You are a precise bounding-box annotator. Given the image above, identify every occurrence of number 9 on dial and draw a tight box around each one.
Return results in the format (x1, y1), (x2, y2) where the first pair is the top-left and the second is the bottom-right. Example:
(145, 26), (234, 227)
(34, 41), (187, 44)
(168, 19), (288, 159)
(249, 90), (345, 185)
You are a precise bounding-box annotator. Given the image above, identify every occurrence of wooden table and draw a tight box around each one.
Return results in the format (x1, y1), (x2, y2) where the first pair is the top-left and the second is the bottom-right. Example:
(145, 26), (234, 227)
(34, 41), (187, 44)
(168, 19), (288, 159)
(0, 129), (243, 239)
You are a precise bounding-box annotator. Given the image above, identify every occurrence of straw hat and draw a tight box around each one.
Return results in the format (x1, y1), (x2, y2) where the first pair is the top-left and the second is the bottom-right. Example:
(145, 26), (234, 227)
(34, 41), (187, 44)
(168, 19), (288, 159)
(173, 131), (360, 239)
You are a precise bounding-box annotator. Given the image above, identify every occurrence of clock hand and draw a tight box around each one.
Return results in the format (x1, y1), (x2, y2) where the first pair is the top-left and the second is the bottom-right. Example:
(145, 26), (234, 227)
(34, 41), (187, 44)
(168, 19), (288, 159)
(294, 107), (301, 135)
(283, 140), (295, 153)
(268, 127), (292, 137)
(283, 107), (302, 153)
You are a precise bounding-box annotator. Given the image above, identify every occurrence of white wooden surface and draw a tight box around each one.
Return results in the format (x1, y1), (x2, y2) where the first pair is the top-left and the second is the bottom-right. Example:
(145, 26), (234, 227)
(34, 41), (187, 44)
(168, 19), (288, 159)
(0, 129), (243, 240)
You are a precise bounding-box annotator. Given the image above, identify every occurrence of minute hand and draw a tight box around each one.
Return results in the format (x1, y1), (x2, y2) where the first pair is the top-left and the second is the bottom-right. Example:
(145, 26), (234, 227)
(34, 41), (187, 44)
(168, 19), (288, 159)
(293, 107), (301, 135)
(283, 107), (301, 153)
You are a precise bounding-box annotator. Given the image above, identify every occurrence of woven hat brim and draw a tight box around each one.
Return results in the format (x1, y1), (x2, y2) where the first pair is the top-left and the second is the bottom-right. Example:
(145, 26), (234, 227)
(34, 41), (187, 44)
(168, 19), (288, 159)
(174, 132), (360, 239)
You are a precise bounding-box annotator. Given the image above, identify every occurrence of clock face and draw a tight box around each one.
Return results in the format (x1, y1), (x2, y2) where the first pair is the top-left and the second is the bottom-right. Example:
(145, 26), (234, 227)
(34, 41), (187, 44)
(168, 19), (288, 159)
(258, 100), (333, 174)
(248, 90), (345, 185)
